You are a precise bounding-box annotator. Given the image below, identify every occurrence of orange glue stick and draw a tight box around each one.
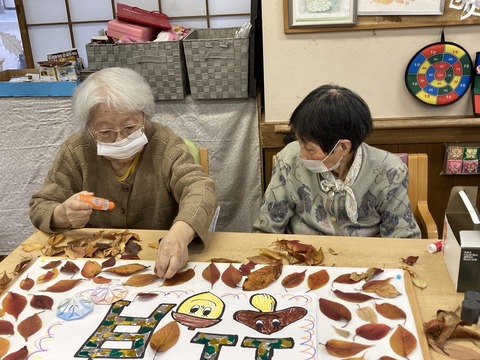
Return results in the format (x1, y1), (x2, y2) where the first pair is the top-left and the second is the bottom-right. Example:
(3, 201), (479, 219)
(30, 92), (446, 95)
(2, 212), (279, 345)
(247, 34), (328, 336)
(78, 194), (115, 211)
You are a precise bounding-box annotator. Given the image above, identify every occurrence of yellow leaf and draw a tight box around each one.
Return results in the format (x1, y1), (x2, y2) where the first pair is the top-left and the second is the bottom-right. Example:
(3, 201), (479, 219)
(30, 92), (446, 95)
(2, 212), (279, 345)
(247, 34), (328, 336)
(411, 275), (428, 289)
(21, 243), (44, 252)
(150, 321), (180, 352)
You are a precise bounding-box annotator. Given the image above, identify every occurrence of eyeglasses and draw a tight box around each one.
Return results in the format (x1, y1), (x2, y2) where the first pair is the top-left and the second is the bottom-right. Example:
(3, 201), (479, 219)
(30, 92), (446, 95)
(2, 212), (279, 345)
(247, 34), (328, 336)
(92, 123), (144, 143)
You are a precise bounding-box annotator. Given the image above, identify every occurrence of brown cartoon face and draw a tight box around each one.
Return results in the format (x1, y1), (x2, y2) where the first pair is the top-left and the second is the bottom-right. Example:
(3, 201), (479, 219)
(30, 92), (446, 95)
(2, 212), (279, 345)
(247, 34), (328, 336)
(233, 307), (307, 335)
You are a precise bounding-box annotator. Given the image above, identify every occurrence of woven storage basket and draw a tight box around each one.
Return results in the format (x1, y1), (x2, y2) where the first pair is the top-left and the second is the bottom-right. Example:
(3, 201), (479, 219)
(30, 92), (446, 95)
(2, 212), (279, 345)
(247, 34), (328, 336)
(85, 40), (188, 100)
(183, 28), (249, 99)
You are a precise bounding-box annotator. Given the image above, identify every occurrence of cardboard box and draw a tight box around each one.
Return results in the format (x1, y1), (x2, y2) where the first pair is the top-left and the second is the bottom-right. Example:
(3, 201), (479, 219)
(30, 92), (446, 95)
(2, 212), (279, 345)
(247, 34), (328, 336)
(443, 186), (480, 292)
(0, 69), (79, 97)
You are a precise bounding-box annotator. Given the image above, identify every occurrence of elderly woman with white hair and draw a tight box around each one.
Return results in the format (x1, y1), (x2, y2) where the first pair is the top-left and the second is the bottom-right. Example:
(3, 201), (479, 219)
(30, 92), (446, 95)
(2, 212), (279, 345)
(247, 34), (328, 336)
(29, 67), (217, 278)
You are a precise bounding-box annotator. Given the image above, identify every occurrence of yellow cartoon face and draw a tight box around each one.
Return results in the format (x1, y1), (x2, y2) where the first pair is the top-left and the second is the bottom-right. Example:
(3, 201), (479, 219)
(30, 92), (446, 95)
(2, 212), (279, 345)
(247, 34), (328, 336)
(172, 292), (225, 330)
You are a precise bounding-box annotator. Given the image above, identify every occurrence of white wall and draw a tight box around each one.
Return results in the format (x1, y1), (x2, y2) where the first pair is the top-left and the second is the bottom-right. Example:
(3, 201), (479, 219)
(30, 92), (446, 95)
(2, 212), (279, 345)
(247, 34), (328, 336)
(262, 2), (480, 122)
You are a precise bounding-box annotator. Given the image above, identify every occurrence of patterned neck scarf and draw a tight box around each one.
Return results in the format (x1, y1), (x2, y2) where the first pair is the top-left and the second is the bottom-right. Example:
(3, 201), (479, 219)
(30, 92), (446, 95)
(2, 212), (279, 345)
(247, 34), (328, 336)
(319, 146), (363, 224)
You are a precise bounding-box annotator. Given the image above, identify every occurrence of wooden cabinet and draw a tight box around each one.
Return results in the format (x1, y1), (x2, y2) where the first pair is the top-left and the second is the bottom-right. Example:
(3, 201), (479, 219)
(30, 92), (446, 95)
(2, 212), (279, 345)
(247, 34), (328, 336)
(260, 116), (480, 237)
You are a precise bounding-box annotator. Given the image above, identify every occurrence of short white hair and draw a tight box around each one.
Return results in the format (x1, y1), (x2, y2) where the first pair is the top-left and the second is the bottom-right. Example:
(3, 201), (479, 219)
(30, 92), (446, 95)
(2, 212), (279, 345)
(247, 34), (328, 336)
(72, 67), (155, 131)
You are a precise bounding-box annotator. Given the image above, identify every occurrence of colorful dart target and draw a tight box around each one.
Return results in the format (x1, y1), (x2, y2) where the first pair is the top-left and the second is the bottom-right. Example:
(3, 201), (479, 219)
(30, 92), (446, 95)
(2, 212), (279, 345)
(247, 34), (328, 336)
(405, 41), (473, 106)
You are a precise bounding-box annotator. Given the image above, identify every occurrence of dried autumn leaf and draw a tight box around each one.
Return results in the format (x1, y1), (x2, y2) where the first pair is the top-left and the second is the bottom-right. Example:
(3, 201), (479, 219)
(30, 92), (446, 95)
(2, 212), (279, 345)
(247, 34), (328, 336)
(378, 357), (397, 360)
(41, 260), (62, 269)
(375, 302), (407, 323)
(81, 260), (102, 278)
(239, 260), (256, 276)
(304, 247), (324, 265)
(42, 279), (82, 293)
(103, 263), (149, 276)
(47, 233), (66, 245)
(14, 259), (33, 275)
(333, 273), (362, 285)
(401, 256), (419, 265)
(328, 248), (339, 255)
(123, 274), (158, 287)
(60, 261), (80, 275)
(0, 337), (10, 358)
(431, 341), (480, 359)
(390, 324), (417, 358)
(30, 295), (54, 310)
(308, 269), (329, 291)
(319, 298), (352, 326)
(202, 262), (220, 288)
(2, 292), (27, 320)
(21, 243), (44, 252)
(37, 268), (59, 283)
(333, 289), (380, 303)
(356, 305), (378, 324)
(375, 284), (402, 298)
(362, 277), (393, 293)
(209, 258), (240, 263)
(243, 262), (283, 291)
(3, 345), (28, 360)
(221, 264), (242, 288)
(150, 321), (180, 352)
(0, 272), (11, 289)
(19, 276), (34, 291)
(354, 323), (391, 341)
(333, 325), (350, 338)
(247, 254), (277, 264)
(324, 339), (372, 358)
(162, 268), (195, 287)
(411, 274), (428, 289)
(281, 269), (306, 289)
(364, 267), (384, 281)
(92, 276), (112, 284)
(0, 320), (14, 335)
(259, 248), (283, 260)
(17, 313), (42, 341)
(101, 257), (116, 269)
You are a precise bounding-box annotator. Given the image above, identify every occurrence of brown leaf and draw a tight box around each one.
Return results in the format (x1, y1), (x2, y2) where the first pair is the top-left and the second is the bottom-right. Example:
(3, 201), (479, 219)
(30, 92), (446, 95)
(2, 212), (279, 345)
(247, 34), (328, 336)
(333, 289), (380, 303)
(2, 292), (27, 320)
(19, 276), (34, 291)
(378, 357), (397, 360)
(123, 274), (158, 287)
(333, 273), (362, 285)
(411, 274), (428, 289)
(92, 276), (112, 284)
(103, 263), (149, 276)
(354, 323), (391, 341)
(281, 269), (306, 289)
(0, 337), (10, 358)
(356, 306), (378, 324)
(81, 260), (102, 278)
(162, 268), (195, 286)
(208, 258), (241, 263)
(401, 256), (419, 265)
(0, 320), (14, 335)
(259, 248), (283, 260)
(0, 272), (12, 288)
(433, 341), (480, 359)
(375, 302), (407, 323)
(202, 262), (220, 288)
(374, 284), (402, 298)
(362, 277), (393, 293)
(243, 262), (283, 291)
(42, 279), (82, 293)
(324, 339), (372, 357)
(390, 324), (417, 358)
(41, 260), (62, 269)
(239, 260), (256, 276)
(14, 259), (33, 275)
(319, 298), (352, 326)
(247, 254), (277, 264)
(101, 257), (116, 269)
(17, 313), (42, 341)
(3, 345), (28, 360)
(60, 261), (80, 275)
(364, 267), (384, 281)
(150, 321), (180, 352)
(30, 295), (54, 310)
(304, 247), (324, 265)
(332, 325), (350, 338)
(37, 268), (59, 283)
(221, 264), (243, 288)
(307, 269), (330, 291)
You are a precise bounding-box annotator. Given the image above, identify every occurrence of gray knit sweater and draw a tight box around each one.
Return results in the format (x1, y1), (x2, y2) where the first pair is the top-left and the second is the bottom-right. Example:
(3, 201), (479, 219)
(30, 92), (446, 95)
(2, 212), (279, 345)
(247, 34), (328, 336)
(29, 122), (217, 240)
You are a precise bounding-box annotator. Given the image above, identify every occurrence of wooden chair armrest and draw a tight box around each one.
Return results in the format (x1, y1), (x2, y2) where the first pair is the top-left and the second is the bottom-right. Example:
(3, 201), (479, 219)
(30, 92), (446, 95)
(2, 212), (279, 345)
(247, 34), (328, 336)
(416, 201), (439, 239)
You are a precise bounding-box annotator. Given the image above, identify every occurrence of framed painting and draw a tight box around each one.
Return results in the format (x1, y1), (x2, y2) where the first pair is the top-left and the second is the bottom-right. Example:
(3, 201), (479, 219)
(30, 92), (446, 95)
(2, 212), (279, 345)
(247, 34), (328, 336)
(358, 0), (446, 16)
(286, 0), (357, 28)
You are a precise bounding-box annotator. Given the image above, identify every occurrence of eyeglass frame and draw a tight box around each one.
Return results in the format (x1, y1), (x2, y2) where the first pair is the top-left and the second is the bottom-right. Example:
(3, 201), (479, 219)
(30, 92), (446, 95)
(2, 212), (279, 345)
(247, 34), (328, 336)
(89, 121), (145, 143)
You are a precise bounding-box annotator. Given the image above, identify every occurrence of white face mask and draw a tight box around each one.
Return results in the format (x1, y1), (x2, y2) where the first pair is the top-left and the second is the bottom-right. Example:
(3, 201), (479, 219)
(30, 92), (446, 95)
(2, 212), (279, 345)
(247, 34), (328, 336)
(300, 141), (343, 173)
(96, 129), (148, 160)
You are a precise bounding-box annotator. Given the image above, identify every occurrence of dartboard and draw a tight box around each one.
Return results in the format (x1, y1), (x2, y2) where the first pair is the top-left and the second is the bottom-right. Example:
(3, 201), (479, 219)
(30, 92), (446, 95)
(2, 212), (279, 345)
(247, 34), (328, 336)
(405, 41), (473, 106)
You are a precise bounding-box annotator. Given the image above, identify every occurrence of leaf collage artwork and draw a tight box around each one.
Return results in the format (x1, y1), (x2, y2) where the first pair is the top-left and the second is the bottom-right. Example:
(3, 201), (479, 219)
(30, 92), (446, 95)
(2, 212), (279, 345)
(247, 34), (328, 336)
(0, 257), (425, 359)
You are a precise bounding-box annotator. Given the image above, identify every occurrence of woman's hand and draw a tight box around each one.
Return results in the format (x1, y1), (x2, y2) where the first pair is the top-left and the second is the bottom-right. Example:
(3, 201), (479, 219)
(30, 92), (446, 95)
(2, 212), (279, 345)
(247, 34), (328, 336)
(155, 221), (195, 279)
(51, 191), (94, 229)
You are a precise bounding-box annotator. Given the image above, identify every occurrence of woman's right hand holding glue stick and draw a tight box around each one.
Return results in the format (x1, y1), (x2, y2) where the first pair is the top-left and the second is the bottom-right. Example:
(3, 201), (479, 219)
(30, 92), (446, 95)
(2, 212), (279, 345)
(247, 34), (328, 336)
(51, 191), (114, 230)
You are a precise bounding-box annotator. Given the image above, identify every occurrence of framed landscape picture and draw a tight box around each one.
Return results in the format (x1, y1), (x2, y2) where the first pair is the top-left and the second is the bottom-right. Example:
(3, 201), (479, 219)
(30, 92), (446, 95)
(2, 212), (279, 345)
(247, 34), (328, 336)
(358, 0), (445, 16)
(286, 0), (357, 28)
